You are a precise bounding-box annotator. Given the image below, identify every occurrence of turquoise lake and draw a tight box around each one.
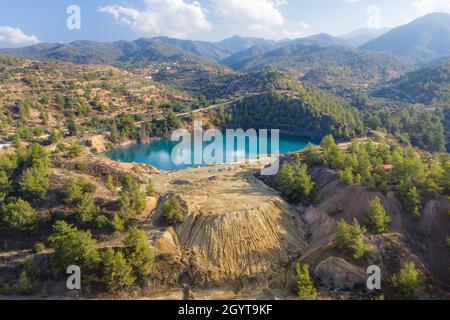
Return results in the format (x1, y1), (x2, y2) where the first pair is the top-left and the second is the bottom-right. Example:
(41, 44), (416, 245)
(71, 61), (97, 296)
(105, 132), (312, 171)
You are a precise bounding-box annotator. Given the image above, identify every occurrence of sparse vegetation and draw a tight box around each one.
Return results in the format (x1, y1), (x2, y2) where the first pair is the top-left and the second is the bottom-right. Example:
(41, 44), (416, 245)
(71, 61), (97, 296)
(365, 197), (391, 234)
(295, 263), (317, 300)
(334, 219), (369, 260)
(391, 262), (421, 299)
(162, 195), (187, 224)
(1, 199), (39, 232)
(278, 161), (314, 203)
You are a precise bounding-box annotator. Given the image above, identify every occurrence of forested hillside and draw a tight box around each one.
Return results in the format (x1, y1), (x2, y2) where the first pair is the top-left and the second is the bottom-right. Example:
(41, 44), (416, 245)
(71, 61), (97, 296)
(210, 85), (363, 140)
(374, 61), (450, 105)
(221, 44), (409, 88)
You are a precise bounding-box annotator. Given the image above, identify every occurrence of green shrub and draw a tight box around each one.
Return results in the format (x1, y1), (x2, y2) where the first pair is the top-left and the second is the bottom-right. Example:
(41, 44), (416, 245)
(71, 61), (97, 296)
(295, 263), (317, 300)
(32, 242), (46, 253)
(327, 203), (344, 216)
(334, 219), (369, 260)
(62, 178), (96, 205)
(100, 248), (135, 292)
(1, 199), (39, 232)
(391, 262), (421, 299)
(95, 215), (110, 231)
(16, 270), (38, 295)
(146, 178), (156, 195)
(123, 227), (154, 277)
(76, 195), (99, 223)
(75, 162), (88, 171)
(162, 196), (187, 224)
(19, 162), (49, 200)
(278, 161), (314, 203)
(118, 176), (145, 216)
(48, 221), (100, 277)
(365, 197), (391, 234)
(338, 167), (353, 185)
(48, 130), (61, 144)
(67, 142), (83, 159)
(110, 212), (125, 232)
(106, 175), (115, 191)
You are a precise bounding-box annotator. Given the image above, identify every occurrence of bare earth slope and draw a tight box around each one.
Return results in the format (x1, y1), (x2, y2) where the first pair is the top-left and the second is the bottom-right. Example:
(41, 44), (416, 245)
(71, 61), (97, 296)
(147, 161), (308, 289)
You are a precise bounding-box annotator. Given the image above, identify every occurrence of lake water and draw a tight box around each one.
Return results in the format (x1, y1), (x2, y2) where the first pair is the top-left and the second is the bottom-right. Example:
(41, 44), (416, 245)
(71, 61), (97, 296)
(105, 132), (312, 171)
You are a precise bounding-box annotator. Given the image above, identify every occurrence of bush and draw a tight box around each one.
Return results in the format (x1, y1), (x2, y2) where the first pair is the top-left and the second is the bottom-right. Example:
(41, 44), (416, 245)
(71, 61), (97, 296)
(334, 219), (369, 260)
(0, 169), (11, 201)
(123, 227), (154, 277)
(67, 142), (84, 159)
(75, 162), (88, 171)
(110, 212), (125, 232)
(1, 199), (39, 232)
(295, 263), (317, 300)
(19, 162), (49, 200)
(48, 130), (61, 144)
(365, 197), (391, 234)
(278, 161), (315, 203)
(16, 270), (38, 295)
(106, 175), (115, 191)
(146, 178), (156, 195)
(95, 215), (110, 232)
(48, 221), (100, 277)
(100, 248), (135, 292)
(338, 167), (354, 185)
(62, 178), (96, 205)
(67, 118), (78, 136)
(327, 203), (344, 216)
(391, 262), (421, 299)
(118, 176), (145, 217)
(76, 195), (99, 223)
(321, 135), (347, 169)
(162, 196), (187, 224)
(32, 242), (46, 253)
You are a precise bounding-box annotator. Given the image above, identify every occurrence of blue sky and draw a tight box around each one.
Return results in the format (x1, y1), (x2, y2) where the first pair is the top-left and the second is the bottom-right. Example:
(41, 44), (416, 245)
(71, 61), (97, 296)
(0, 0), (449, 48)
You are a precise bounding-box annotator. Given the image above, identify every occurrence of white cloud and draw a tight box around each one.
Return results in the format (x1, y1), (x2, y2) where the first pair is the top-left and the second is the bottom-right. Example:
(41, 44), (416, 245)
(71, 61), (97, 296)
(414, 0), (450, 14)
(98, 0), (211, 38)
(366, 5), (383, 29)
(212, 0), (309, 39)
(0, 26), (39, 48)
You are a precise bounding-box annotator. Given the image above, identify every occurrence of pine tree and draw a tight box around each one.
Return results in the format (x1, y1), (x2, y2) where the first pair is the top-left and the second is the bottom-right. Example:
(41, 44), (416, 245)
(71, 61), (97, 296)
(391, 261), (421, 299)
(123, 227), (154, 277)
(100, 248), (135, 292)
(338, 167), (353, 185)
(334, 219), (368, 260)
(365, 197), (391, 233)
(278, 162), (315, 203)
(406, 186), (421, 219)
(146, 178), (156, 195)
(295, 263), (317, 300)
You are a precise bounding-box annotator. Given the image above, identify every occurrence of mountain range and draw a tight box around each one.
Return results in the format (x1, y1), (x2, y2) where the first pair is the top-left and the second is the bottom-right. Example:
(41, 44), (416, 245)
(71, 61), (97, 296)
(340, 28), (390, 47)
(1, 12), (450, 84)
(361, 12), (450, 63)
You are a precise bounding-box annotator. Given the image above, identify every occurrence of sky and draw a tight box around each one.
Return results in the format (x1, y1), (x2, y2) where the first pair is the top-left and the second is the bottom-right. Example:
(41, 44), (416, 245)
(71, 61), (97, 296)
(0, 0), (450, 48)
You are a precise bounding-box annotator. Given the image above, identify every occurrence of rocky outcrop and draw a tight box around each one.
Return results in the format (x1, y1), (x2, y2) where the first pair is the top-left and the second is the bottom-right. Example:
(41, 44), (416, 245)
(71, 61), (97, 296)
(315, 257), (366, 290)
